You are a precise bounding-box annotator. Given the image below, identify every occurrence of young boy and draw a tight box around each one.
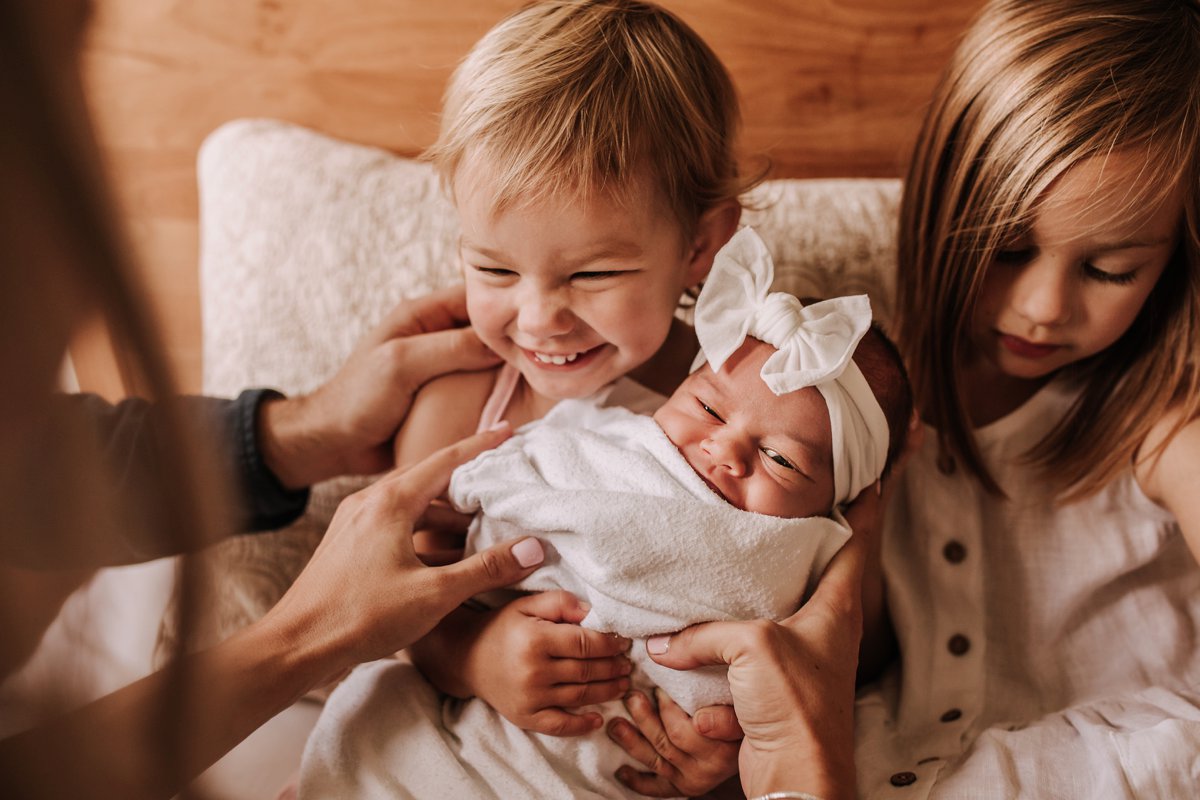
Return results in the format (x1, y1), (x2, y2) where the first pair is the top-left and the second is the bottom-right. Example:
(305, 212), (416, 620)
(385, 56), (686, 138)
(297, 229), (912, 799)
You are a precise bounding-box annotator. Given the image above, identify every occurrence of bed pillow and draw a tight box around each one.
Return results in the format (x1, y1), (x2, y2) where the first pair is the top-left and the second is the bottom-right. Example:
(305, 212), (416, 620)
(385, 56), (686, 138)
(157, 118), (900, 656)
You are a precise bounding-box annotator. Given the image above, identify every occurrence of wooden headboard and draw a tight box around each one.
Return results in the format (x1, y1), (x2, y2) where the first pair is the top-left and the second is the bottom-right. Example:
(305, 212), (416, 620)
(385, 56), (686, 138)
(79, 0), (985, 395)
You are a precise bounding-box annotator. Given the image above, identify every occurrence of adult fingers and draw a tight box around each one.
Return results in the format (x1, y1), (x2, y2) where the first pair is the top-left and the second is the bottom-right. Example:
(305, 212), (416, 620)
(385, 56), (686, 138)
(433, 536), (546, 606)
(642, 620), (747, 672)
(376, 424), (512, 518)
(415, 502), (474, 537)
(396, 326), (501, 385)
(372, 285), (470, 341)
(692, 704), (744, 741)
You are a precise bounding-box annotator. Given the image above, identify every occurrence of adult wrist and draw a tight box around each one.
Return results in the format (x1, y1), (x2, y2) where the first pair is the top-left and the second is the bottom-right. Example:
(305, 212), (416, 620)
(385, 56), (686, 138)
(742, 743), (852, 800)
(257, 391), (336, 489)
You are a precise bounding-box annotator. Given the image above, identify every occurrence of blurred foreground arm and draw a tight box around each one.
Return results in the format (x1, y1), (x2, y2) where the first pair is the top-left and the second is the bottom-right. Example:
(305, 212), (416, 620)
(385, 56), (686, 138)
(0, 426), (543, 800)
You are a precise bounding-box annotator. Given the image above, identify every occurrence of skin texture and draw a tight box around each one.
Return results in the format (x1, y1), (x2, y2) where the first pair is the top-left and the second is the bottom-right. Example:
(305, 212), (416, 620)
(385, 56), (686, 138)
(654, 338), (835, 519)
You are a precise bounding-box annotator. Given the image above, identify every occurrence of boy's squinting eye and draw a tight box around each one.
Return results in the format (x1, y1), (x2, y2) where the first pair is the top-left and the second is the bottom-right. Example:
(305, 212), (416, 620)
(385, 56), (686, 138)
(699, 400), (723, 422)
(472, 265), (516, 277)
(571, 270), (625, 281)
(762, 447), (797, 471)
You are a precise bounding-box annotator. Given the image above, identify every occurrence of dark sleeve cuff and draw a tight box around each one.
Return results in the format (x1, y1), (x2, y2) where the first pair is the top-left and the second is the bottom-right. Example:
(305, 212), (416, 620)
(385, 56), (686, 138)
(231, 388), (310, 531)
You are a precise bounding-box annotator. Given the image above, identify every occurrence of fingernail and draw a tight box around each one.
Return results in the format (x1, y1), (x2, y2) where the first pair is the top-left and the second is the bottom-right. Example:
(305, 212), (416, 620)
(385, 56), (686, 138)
(875, 480), (883, 496)
(512, 537), (544, 568)
(695, 709), (713, 735)
(578, 601), (592, 613)
(488, 420), (512, 433)
(647, 635), (670, 655)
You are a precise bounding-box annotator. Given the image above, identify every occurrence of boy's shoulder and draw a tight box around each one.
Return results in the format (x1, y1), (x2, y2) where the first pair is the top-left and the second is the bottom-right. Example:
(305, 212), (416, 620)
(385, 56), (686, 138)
(393, 368), (500, 469)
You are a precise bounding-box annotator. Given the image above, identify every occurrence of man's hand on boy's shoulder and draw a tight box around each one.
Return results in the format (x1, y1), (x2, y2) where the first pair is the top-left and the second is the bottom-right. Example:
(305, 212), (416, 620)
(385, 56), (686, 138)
(257, 286), (500, 489)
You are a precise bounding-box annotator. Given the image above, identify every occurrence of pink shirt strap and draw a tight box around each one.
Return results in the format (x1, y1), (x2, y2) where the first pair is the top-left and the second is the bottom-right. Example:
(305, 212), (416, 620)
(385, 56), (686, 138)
(475, 363), (522, 433)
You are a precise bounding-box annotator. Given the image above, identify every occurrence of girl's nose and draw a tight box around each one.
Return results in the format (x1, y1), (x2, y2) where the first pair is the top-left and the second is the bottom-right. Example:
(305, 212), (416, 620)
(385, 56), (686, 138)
(1011, 258), (1072, 328)
(517, 288), (574, 340)
(700, 433), (749, 477)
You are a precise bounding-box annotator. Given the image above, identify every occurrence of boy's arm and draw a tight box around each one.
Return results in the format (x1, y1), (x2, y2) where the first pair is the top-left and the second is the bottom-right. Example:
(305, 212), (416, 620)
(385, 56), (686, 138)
(401, 371), (635, 733)
(394, 368), (499, 469)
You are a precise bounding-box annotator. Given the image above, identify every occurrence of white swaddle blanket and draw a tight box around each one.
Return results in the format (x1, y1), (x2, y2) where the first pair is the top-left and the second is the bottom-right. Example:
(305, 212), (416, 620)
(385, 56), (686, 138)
(299, 399), (849, 799)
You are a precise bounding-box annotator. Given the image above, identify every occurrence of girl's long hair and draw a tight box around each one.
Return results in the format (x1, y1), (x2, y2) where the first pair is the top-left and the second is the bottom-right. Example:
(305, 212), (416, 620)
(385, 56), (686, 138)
(897, 0), (1200, 500)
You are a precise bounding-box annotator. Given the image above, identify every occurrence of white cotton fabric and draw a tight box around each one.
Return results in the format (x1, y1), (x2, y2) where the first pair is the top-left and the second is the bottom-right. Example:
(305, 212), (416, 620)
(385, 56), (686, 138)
(694, 227), (888, 505)
(298, 399), (849, 799)
(856, 378), (1200, 798)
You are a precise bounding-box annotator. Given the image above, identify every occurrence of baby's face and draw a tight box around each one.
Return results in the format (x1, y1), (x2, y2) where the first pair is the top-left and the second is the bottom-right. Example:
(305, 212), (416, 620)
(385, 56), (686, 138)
(653, 338), (835, 518)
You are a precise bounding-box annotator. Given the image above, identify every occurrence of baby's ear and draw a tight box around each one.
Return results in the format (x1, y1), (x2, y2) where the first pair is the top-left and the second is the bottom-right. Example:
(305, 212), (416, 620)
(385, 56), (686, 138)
(685, 200), (742, 285)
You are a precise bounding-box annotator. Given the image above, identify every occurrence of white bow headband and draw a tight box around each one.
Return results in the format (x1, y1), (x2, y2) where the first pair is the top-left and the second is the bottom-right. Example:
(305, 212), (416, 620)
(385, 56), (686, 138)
(692, 227), (889, 506)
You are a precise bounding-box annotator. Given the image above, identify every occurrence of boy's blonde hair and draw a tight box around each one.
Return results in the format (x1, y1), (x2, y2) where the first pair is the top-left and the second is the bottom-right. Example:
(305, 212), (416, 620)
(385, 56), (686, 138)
(897, 0), (1200, 500)
(426, 0), (755, 237)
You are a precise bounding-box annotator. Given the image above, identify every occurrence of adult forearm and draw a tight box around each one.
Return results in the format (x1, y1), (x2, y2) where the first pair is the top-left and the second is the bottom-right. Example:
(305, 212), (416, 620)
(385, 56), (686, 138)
(0, 612), (334, 800)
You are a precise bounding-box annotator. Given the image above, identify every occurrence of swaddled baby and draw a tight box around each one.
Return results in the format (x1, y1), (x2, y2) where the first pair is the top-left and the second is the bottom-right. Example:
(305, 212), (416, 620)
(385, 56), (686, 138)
(297, 228), (912, 799)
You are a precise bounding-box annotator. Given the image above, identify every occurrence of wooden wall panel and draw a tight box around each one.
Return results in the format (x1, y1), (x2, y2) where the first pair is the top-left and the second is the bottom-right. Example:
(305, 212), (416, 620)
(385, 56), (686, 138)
(80, 0), (985, 393)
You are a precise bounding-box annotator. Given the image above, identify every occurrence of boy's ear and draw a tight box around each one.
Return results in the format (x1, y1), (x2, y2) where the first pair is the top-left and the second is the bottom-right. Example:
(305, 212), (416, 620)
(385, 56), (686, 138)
(685, 200), (741, 286)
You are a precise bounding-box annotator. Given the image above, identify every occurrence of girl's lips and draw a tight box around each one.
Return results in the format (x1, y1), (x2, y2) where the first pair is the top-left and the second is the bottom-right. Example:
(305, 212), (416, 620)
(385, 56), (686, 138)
(998, 333), (1062, 359)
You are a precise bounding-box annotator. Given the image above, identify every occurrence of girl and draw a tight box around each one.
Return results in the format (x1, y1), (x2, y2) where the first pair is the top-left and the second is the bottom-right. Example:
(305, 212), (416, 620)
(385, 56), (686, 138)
(617, 1), (1200, 798)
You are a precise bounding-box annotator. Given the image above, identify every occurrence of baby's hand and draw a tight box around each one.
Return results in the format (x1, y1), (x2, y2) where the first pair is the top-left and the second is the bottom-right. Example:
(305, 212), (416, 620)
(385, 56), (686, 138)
(465, 590), (634, 736)
(607, 689), (740, 797)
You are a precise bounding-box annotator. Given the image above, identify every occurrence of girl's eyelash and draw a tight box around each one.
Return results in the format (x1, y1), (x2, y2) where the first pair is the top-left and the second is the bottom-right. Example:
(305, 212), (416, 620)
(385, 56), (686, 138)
(1083, 264), (1138, 286)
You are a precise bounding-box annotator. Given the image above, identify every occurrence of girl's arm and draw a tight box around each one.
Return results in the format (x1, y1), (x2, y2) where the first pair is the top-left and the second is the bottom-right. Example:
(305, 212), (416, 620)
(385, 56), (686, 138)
(1135, 409), (1200, 558)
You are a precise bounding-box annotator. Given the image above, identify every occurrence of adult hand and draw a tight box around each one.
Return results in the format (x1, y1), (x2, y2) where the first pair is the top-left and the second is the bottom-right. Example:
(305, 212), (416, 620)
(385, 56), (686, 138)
(258, 285), (501, 488)
(643, 492), (874, 800)
(260, 423), (545, 687)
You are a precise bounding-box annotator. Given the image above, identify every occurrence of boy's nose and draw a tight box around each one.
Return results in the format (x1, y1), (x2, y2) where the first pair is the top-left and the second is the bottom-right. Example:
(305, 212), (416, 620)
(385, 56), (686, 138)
(517, 289), (574, 339)
(1012, 258), (1072, 328)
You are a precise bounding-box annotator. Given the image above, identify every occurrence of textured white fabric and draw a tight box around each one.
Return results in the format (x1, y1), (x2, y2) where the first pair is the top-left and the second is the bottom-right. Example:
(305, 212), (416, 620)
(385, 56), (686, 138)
(298, 399), (849, 799)
(178, 116), (900, 658)
(694, 227), (888, 505)
(856, 379), (1200, 798)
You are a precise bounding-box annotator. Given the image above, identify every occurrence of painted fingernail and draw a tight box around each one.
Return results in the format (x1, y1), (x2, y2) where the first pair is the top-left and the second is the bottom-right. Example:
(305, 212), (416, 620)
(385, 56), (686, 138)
(512, 537), (544, 567)
(647, 635), (670, 655)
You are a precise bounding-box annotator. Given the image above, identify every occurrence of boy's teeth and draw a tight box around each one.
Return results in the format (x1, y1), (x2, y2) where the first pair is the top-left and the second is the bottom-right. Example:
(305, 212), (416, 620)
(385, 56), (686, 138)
(534, 351), (580, 365)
